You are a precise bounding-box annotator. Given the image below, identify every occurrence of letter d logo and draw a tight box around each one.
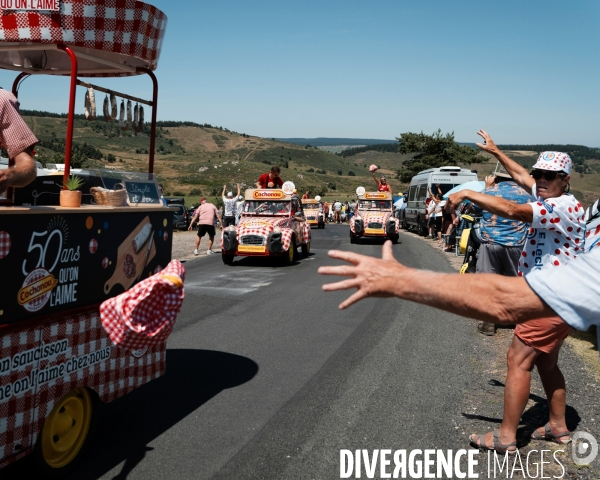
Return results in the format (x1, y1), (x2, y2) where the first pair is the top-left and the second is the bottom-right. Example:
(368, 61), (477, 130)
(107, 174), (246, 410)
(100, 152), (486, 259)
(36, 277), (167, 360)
(572, 432), (598, 466)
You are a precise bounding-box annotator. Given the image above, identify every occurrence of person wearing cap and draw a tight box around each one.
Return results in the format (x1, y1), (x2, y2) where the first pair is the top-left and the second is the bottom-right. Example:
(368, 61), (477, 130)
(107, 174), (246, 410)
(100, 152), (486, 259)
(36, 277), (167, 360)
(444, 129), (584, 453)
(473, 171), (532, 335)
(318, 239), (600, 453)
(235, 193), (245, 226)
(222, 183), (241, 228)
(0, 89), (38, 195)
(256, 165), (283, 189)
(188, 197), (222, 255)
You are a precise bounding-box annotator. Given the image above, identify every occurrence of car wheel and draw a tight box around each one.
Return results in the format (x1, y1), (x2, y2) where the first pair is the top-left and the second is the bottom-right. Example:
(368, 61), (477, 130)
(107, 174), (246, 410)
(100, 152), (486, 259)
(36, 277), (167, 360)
(349, 231), (356, 244)
(282, 237), (296, 265)
(391, 234), (399, 244)
(222, 253), (235, 265)
(31, 387), (97, 478)
(418, 218), (427, 236)
(301, 241), (310, 257)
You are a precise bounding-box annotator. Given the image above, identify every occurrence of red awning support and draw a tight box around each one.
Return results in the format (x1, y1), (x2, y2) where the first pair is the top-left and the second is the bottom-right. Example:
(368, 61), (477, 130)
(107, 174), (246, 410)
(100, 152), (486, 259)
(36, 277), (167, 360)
(57, 44), (78, 188)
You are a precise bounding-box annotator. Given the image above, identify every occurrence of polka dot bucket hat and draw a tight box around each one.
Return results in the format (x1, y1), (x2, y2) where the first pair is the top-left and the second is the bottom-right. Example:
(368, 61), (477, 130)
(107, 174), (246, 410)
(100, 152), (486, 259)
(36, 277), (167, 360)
(532, 151), (572, 174)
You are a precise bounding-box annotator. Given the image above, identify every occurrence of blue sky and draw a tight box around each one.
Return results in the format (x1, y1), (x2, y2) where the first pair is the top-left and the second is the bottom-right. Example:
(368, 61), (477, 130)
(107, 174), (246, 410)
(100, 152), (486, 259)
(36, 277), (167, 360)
(1, 0), (599, 145)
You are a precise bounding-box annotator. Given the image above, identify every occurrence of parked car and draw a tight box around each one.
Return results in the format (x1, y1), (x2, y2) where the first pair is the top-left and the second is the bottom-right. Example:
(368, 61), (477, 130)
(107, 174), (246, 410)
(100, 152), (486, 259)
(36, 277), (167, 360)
(169, 204), (190, 230)
(404, 166), (478, 235)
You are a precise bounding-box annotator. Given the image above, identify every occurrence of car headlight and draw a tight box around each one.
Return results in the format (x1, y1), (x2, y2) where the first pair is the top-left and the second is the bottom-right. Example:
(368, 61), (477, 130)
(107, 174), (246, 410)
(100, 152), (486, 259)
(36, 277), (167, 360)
(273, 226), (282, 234)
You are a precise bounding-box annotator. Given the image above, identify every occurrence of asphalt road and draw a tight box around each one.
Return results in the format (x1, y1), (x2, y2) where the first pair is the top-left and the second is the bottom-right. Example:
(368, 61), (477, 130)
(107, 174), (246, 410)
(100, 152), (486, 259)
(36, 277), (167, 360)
(5, 224), (483, 479)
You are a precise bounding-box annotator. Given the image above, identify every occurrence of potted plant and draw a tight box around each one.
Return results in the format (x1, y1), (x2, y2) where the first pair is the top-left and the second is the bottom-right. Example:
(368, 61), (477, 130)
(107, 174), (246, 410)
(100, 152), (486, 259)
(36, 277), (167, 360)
(60, 175), (85, 207)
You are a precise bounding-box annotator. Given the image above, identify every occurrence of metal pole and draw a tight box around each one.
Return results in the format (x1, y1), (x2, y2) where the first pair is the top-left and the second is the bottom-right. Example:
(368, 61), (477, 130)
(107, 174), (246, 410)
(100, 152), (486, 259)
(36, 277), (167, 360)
(57, 44), (77, 188)
(11, 72), (30, 98)
(136, 67), (158, 175)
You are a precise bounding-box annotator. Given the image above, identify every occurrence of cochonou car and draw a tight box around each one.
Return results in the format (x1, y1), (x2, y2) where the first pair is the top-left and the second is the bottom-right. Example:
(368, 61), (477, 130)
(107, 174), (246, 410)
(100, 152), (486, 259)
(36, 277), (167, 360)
(301, 197), (325, 228)
(220, 187), (311, 265)
(350, 189), (399, 244)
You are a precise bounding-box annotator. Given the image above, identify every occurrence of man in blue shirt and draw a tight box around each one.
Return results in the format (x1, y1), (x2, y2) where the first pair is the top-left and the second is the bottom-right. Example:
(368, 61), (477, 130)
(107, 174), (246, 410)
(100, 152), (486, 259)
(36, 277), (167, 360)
(475, 172), (532, 335)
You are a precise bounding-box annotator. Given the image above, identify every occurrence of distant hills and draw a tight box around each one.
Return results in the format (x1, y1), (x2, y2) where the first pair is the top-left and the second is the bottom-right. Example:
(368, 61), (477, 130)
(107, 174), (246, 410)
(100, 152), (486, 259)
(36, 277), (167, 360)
(274, 138), (398, 147)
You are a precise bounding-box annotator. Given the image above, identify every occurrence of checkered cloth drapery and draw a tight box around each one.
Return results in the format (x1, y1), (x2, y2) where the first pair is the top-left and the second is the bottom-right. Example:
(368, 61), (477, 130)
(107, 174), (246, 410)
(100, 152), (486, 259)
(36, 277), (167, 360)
(100, 260), (185, 350)
(0, 0), (167, 75)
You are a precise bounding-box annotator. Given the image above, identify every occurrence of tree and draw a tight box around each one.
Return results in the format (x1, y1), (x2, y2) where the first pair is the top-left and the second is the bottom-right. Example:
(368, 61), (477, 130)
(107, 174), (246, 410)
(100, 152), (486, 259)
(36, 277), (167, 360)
(396, 129), (484, 182)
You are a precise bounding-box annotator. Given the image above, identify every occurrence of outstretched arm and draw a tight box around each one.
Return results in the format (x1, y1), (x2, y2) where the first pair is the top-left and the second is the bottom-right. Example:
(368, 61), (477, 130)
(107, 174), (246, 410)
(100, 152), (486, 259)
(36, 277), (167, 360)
(371, 171), (380, 187)
(318, 242), (554, 324)
(236, 183), (241, 197)
(448, 190), (533, 223)
(476, 130), (534, 193)
(222, 184), (227, 197)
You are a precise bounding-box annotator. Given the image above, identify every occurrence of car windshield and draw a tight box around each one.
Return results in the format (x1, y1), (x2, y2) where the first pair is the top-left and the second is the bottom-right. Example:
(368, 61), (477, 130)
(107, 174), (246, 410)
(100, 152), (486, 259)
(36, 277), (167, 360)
(358, 200), (392, 210)
(244, 200), (291, 215)
(302, 203), (320, 210)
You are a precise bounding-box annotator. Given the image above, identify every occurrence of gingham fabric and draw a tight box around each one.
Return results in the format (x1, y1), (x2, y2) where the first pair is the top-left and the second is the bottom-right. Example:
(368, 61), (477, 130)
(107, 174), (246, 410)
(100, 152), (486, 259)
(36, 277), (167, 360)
(0, 0), (167, 76)
(100, 260), (185, 350)
(220, 216), (310, 253)
(0, 310), (166, 469)
(0, 90), (39, 159)
(351, 210), (398, 235)
(0, 231), (10, 259)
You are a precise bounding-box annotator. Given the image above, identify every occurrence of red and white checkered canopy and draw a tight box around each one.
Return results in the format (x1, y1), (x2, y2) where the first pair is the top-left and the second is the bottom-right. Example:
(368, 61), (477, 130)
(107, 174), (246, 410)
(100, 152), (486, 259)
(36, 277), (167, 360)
(0, 0), (167, 77)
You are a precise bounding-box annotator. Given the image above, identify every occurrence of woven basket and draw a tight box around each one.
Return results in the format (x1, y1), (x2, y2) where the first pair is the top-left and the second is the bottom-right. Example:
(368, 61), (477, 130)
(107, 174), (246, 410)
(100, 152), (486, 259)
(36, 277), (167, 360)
(90, 183), (128, 206)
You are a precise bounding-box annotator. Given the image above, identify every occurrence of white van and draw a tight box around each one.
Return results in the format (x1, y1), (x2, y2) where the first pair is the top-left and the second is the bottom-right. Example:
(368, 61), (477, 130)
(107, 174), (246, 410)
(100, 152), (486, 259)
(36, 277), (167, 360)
(403, 166), (478, 235)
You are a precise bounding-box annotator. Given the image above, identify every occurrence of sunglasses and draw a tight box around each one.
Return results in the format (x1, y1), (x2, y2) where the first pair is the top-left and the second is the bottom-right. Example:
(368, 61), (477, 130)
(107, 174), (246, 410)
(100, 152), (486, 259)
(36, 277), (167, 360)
(531, 170), (565, 181)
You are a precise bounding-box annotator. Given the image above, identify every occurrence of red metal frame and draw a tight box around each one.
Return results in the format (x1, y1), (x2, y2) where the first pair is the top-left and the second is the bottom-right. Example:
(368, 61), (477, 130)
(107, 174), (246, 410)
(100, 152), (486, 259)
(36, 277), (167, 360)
(8, 52), (159, 191)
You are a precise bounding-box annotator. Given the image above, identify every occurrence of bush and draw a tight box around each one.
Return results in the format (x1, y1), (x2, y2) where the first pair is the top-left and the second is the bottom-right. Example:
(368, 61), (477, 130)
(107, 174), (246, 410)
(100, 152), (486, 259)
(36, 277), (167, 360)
(337, 170), (342, 175)
(316, 169), (326, 174)
(307, 168), (314, 173)
(348, 171), (356, 176)
(327, 182), (336, 190)
(189, 188), (202, 195)
(173, 191), (185, 197)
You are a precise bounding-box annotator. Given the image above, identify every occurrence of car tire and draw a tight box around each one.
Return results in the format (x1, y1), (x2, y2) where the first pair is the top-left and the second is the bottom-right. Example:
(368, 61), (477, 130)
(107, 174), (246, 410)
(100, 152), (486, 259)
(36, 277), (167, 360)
(222, 253), (235, 265)
(31, 387), (97, 478)
(301, 241), (310, 257)
(418, 218), (427, 236)
(349, 231), (356, 244)
(391, 234), (399, 244)
(281, 237), (296, 266)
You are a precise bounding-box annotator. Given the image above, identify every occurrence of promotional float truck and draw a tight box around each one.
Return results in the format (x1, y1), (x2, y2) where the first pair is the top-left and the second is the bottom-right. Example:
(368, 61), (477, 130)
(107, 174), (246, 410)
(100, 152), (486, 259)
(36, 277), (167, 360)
(220, 187), (312, 265)
(301, 198), (325, 229)
(349, 190), (400, 244)
(0, 1), (172, 476)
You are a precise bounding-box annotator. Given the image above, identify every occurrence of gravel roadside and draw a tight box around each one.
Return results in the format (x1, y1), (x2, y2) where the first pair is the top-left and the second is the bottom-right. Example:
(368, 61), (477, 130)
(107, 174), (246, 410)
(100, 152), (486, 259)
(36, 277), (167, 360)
(400, 227), (600, 478)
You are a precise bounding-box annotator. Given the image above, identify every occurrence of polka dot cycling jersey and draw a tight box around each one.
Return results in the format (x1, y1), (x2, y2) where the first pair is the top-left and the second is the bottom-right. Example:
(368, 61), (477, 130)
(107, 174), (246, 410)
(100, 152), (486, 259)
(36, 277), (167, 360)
(518, 184), (586, 276)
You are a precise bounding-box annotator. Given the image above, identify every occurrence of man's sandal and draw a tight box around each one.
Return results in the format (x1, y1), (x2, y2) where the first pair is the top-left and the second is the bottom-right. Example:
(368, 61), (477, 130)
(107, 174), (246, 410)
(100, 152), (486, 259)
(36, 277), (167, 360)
(470, 430), (518, 455)
(530, 423), (572, 445)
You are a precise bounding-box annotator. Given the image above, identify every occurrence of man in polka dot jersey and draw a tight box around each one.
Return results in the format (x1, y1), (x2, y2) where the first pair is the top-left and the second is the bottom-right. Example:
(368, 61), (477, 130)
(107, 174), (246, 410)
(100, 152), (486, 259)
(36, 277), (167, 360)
(448, 129), (585, 454)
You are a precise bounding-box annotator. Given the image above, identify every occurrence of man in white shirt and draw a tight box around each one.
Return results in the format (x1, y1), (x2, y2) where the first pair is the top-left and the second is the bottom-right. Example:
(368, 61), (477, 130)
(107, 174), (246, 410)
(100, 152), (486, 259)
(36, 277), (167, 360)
(333, 200), (342, 224)
(222, 183), (241, 228)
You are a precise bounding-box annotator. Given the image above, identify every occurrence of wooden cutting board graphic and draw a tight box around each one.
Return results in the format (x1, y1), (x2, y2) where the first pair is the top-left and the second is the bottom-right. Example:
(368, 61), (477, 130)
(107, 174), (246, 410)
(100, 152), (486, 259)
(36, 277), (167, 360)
(104, 216), (156, 294)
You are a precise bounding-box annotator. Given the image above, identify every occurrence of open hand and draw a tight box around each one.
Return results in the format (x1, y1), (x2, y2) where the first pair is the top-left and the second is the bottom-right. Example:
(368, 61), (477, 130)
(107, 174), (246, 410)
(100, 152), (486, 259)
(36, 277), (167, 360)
(447, 191), (468, 210)
(318, 241), (406, 309)
(476, 129), (499, 155)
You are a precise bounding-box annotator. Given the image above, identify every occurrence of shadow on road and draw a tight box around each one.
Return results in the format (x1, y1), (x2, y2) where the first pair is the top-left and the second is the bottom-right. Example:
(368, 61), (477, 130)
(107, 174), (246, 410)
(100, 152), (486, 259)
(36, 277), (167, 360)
(461, 378), (581, 447)
(2, 349), (258, 480)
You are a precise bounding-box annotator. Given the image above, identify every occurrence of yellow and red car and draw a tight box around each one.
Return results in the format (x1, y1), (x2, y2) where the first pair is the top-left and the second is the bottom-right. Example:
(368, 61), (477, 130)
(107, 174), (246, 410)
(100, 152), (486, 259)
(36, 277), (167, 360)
(350, 191), (400, 244)
(220, 189), (312, 265)
(301, 199), (325, 229)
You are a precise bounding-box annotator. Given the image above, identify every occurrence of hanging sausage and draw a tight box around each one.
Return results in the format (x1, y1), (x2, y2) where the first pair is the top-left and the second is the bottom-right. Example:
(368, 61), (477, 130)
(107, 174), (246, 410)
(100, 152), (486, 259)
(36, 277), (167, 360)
(126, 100), (132, 130)
(133, 103), (144, 132)
(103, 93), (117, 122)
(84, 87), (96, 121)
(119, 99), (129, 131)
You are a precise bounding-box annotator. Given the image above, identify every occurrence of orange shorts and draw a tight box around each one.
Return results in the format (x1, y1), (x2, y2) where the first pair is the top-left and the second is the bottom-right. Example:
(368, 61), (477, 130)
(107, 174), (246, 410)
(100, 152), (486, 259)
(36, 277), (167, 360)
(514, 316), (571, 354)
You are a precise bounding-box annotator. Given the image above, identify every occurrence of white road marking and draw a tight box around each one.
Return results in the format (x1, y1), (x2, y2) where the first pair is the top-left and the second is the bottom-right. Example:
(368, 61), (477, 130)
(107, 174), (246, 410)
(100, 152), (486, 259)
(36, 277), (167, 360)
(185, 269), (285, 298)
